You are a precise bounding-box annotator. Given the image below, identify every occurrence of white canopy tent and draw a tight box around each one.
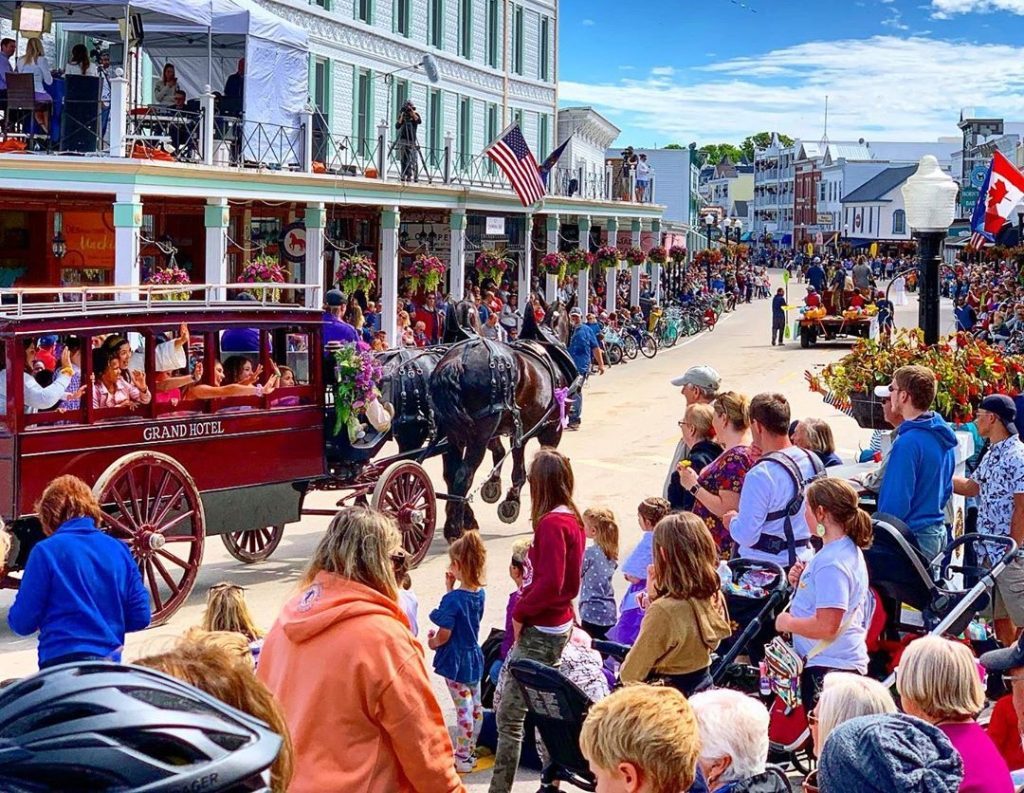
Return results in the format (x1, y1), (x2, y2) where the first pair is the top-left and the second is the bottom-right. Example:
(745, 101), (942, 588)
(0, 0), (212, 27)
(65, 0), (308, 141)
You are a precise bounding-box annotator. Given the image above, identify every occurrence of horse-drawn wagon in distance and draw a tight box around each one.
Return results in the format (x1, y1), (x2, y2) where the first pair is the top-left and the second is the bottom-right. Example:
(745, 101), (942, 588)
(0, 284), (441, 625)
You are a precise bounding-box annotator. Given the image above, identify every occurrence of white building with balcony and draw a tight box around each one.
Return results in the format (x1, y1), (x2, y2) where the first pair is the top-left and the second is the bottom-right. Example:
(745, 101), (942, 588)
(752, 133), (798, 246)
(555, 106), (620, 201)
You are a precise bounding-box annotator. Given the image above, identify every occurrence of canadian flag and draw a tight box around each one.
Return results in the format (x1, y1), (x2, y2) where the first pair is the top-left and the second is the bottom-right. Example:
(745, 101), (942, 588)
(972, 151), (1024, 240)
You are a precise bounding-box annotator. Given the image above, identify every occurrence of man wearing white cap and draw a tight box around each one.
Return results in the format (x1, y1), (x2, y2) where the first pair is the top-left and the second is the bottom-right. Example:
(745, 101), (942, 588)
(663, 365), (721, 499)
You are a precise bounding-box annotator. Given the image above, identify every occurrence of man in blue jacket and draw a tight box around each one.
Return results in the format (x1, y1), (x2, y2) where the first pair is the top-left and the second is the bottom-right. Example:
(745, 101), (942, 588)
(875, 365), (958, 558)
(771, 287), (786, 345)
(566, 308), (604, 430)
(806, 257), (826, 293)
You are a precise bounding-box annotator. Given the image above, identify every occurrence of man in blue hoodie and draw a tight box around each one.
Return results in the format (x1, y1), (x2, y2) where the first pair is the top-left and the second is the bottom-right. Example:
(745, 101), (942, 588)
(875, 365), (958, 559)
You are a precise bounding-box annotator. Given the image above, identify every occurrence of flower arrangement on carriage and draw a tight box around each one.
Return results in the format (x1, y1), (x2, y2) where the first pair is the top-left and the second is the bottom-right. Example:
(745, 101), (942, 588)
(626, 246), (648, 267)
(144, 264), (192, 301)
(693, 249), (724, 269)
(647, 246), (668, 265)
(564, 247), (594, 276)
(806, 329), (1024, 425)
(238, 255), (287, 302)
(334, 254), (377, 296)
(668, 245), (687, 264)
(593, 245), (621, 271)
(538, 252), (567, 279)
(475, 250), (509, 284)
(407, 254), (446, 294)
(332, 341), (385, 442)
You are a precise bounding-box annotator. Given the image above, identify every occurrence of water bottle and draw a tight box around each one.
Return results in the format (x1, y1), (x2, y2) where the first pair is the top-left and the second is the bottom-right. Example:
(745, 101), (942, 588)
(717, 560), (733, 586)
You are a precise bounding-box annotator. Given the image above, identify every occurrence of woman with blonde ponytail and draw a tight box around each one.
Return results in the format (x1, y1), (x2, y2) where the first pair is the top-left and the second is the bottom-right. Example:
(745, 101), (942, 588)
(775, 478), (873, 713)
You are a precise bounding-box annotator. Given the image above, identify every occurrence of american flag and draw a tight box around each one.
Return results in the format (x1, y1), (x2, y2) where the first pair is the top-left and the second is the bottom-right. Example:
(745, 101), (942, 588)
(485, 124), (546, 206)
(968, 231), (988, 251)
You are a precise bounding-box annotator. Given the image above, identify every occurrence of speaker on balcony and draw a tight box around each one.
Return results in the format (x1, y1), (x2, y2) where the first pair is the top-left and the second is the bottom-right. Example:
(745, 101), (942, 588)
(61, 75), (101, 153)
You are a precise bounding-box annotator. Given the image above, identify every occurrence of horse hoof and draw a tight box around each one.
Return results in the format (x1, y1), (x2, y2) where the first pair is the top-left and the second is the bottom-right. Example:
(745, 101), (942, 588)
(444, 526), (464, 543)
(481, 478), (502, 504)
(497, 500), (520, 524)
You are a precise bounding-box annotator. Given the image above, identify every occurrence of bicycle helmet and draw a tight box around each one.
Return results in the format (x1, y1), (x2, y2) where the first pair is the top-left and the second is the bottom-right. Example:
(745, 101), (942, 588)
(0, 661), (282, 793)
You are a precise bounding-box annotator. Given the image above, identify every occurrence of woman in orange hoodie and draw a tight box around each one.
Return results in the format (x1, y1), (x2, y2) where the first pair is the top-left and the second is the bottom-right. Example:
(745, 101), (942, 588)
(257, 507), (466, 793)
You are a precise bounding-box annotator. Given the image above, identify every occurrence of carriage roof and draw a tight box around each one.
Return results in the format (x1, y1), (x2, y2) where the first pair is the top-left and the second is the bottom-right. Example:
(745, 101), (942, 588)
(0, 284), (323, 334)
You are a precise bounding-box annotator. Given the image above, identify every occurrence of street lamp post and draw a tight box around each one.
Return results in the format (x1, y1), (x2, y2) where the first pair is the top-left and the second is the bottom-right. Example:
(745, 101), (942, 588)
(901, 155), (957, 345)
(704, 212), (716, 289)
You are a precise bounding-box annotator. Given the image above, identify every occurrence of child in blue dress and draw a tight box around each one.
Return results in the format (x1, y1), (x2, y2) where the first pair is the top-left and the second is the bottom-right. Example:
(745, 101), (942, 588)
(607, 497), (670, 645)
(429, 530), (487, 774)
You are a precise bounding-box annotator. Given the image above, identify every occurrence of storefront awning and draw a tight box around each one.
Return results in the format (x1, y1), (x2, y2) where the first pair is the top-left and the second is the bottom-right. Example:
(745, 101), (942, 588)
(740, 232), (753, 242)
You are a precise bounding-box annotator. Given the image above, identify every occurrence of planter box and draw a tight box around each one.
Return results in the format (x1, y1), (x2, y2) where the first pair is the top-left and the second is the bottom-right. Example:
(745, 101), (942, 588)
(849, 391), (891, 430)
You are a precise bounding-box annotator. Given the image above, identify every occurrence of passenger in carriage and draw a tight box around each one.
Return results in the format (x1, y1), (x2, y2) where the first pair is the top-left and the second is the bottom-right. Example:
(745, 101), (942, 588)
(92, 347), (151, 410)
(222, 355), (263, 386)
(323, 289), (359, 345)
(0, 339), (84, 416)
(185, 359), (277, 400)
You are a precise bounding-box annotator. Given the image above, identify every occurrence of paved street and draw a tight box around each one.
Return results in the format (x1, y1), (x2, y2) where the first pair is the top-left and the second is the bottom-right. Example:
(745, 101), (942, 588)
(0, 275), (951, 791)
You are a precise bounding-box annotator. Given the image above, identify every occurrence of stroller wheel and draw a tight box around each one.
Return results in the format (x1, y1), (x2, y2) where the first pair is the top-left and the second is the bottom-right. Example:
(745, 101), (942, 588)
(790, 745), (817, 777)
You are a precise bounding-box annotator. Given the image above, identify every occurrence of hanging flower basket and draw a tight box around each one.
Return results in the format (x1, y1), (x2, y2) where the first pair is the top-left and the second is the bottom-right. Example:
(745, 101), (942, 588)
(335, 254), (377, 296)
(626, 246), (647, 267)
(648, 246), (668, 265)
(238, 255), (287, 302)
(407, 254), (446, 294)
(145, 264), (192, 301)
(807, 329), (1024, 425)
(331, 341), (384, 442)
(564, 248), (594, 276)
(538, 252), (567, 279)
(669, 245), (687, 264)
(593, 245), (620, 271)
(475, 251), (509, 284)
(693, 249), (723, 269)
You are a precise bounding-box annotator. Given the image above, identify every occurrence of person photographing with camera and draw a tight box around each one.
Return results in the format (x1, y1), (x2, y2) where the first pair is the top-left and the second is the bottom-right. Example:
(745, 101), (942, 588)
(396, 99), (421, 183)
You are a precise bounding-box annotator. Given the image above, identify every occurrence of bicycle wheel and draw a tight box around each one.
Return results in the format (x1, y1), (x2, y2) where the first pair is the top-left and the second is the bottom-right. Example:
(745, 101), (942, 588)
(640, 334), (657, 358)
(606, 343), (623, 365)
(662, 323), (679, 348)
(623, 334), (639, 359)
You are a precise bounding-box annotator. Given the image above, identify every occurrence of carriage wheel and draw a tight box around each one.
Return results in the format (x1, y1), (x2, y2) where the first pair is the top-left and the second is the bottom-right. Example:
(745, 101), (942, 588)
(371, 461), (437, 567)
(93, 452), (205, 626)
(221, 525), (284, 564)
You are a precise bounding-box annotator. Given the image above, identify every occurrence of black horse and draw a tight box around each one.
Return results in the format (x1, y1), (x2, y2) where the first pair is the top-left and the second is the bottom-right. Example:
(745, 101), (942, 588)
(376, 347), (445, 452)
(430, 300), (578, 540)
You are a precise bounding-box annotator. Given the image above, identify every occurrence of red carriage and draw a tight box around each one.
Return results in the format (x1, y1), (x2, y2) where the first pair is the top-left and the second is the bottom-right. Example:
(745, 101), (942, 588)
(0, 287), (438, 624)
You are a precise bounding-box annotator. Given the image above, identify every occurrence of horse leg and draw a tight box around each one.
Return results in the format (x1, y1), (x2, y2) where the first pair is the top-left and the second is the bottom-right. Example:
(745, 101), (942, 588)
(455, 440), (489, 534)
(442, 445), (465, 541)
(498, 444), (527, 524)
(480, 437), (505, 504)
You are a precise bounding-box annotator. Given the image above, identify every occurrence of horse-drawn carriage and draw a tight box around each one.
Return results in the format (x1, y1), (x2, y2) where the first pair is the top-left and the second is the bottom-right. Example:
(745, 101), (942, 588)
(0, 286), (441, 625)
(0, 287), (577, 626)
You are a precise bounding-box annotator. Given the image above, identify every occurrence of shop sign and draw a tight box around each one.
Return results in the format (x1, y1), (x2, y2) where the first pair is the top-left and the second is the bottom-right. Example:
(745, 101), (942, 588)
(62, 211), (115, 268)
(485, 217), (506, 236)
(960, 187), (980, 209)
(280, 222), (307, 263)
(142, 419), (225, 442)
(816, 212), (833, 225)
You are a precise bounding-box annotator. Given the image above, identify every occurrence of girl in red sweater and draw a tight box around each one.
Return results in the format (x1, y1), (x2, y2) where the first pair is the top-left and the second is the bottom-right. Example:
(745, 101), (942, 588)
(489, 448), (586, 793)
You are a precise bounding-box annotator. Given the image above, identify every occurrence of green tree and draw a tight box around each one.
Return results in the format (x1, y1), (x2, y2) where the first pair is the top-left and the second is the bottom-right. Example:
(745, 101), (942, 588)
(697, 143), (744, 166)
(740, 132), (794, 161)
(663, 143), (685, 150)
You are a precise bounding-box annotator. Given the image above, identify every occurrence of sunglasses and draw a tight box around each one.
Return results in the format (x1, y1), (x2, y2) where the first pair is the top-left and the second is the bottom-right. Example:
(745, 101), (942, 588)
(1002, 674), (1024, 686)
(678, 420), (693, 429)
(209, 582), (246, 593)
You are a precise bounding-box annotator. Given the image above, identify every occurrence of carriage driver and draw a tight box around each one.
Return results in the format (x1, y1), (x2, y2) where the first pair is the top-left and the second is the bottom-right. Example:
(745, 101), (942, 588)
(323, 289), (359, 345)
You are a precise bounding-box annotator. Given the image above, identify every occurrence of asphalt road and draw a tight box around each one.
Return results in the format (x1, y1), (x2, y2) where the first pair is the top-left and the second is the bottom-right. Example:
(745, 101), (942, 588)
(0, 274), (950, 791)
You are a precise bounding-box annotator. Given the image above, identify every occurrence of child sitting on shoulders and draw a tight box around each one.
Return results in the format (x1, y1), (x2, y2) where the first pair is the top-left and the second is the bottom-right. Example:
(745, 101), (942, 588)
(428, 531), (487, 775)
(580, 507), (619, 640)
(619, 512), (731, 697)
(608, 497), (670, 645)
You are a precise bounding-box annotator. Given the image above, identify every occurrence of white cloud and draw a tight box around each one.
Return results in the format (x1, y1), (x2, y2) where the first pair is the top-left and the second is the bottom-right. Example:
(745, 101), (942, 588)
(558, 36), (1024, 144)
(931, 0), (1024, 14)
(650, 66), (676, 76)
(581, 18), (595, 25)
(882, 7), (910, 27)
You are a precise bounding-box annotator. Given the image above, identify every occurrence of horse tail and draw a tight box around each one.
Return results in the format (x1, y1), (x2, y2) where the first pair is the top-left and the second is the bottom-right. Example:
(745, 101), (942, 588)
(431, 349), (474, 432)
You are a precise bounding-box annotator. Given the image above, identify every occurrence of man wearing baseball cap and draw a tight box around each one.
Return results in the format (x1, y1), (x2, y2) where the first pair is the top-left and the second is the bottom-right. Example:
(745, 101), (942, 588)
(663, 365), (721, 499)
(323, 288), (359, 345)
(954, 394), (1024, 646)
(566, 307), (604, 431)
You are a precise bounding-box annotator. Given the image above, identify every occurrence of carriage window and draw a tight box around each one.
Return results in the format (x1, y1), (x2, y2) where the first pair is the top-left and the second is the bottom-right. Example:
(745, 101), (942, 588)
(284, 332), (309, 385)
(18, 334), (87, 422)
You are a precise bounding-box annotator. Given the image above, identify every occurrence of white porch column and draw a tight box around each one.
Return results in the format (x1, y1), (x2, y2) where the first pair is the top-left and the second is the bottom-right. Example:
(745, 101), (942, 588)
(518, 214), (533, 314)
(544, 213), (559, 304)
(605, 217), (618, 315)
(577, 215), (591, 312)
(629, 218), (642, 307)
(449, 211), (467, 300)
(109, 69), (128, 157)
(204, 198), (229, 300)
(651, 219), (663, 304)
(113, 193), (142, 300)
(304, 203), (326, 308)
(201, 86), (215, 165)
(381, 206), (400, 348)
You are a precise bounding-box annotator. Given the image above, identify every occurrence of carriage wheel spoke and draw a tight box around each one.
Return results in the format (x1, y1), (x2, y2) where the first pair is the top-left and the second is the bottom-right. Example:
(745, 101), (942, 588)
(102, 512), (135, 540)
(142, 465), (153, 531)
(110, 487), (139, 532)
(150, 486), (186, 528)
(156, 547), (191, 570)
(146, 469), (172, 524)
(145, 560), (164, 613)
(158, 509), (196, 536)
(151, 554), (179, 591)
(125, 468), (145, 529)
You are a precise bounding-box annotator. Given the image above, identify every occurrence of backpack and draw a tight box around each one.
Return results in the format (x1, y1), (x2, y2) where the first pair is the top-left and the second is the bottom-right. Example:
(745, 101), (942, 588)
(754, 449), (825, 567)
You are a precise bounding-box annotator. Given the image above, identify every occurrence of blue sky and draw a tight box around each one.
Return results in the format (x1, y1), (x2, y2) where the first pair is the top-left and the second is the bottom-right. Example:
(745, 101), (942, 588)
(558, 0), (1024, 148)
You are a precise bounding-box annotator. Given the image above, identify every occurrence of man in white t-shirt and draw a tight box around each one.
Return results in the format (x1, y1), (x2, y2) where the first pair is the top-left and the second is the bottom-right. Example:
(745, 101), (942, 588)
(635, 153), (651, 202)
(724, 392), (822, 566)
